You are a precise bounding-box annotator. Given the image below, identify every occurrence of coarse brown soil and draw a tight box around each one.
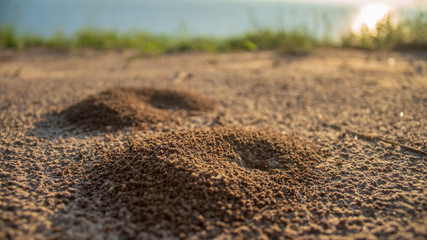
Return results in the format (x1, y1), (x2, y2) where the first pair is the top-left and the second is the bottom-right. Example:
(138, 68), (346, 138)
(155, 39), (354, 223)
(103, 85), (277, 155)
(0, 48), (426, 240)
(84, 128), (322, 239)
(61, 86), (216, 131)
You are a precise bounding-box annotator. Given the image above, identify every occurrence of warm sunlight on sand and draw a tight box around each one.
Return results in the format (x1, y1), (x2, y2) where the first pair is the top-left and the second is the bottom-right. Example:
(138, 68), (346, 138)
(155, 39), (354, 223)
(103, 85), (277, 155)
(351, 2), (392, 33)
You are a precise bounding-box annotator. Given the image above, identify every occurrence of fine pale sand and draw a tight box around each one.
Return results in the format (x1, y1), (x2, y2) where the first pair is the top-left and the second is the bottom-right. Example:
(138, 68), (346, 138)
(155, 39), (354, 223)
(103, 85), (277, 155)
(0, 48), (426, 239)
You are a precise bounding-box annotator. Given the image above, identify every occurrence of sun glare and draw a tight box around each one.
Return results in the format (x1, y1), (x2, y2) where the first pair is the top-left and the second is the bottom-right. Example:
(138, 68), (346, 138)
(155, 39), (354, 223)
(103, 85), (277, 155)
(351, 2), (392, 33)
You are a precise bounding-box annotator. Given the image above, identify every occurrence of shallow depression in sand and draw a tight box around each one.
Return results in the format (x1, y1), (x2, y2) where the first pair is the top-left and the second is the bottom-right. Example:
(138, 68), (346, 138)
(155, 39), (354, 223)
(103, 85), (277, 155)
(84, 127), (321, 237)
(61, 87), (216, 131)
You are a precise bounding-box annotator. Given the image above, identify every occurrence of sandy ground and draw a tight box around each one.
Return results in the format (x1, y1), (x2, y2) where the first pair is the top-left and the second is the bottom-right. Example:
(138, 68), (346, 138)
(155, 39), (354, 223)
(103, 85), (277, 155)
(0, 48), (426, 239)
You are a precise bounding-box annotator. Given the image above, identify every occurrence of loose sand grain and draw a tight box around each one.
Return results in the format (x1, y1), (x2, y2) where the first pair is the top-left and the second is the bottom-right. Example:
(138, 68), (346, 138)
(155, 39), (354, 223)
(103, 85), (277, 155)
(61, 86), (216, 131)
(0, 49), (426, 239)
(83, 127), (321, 238)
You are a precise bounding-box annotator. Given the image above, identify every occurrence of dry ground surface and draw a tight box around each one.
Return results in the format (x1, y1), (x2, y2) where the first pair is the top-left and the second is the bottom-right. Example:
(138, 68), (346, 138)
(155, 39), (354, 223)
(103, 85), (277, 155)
(0, 48), (426, 239)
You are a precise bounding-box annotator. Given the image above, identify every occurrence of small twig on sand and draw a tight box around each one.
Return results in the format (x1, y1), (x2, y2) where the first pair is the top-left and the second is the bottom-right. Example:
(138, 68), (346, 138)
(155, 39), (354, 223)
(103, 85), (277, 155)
(323, 123), (427, 156)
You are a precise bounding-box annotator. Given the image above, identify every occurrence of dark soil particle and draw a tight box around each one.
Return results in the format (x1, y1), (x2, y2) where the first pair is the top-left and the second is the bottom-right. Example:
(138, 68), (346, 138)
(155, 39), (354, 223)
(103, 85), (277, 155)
(61, 87), (216, 131)
(84, 127), (322, 238)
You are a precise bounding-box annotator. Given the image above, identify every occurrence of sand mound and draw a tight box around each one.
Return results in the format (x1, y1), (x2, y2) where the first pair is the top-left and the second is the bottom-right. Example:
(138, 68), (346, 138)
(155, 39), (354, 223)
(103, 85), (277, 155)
(61, 87), (216, 130)
(84, 128), (321, 238)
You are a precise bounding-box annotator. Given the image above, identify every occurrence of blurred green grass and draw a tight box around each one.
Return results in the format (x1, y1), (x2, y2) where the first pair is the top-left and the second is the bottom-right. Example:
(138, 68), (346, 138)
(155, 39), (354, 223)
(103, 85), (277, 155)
(1, 12), (426, 55)
(341, 12), (427, 50)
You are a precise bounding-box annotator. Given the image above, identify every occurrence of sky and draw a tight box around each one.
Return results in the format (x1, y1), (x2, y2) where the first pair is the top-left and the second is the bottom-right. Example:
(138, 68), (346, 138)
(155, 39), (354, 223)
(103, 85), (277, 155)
(263, 0), (423, 8)
(326, 0), (421, 6)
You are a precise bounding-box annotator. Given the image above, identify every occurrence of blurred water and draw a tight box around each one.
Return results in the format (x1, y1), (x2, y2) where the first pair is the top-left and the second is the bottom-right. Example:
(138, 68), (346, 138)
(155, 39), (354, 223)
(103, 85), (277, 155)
(0, 0), (418, 39)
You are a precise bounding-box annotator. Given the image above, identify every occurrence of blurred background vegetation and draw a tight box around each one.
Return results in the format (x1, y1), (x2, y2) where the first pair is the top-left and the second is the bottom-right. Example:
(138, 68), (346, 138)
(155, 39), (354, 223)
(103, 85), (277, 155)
(0, 5), (426, 55)
(342, 12), (427, 50)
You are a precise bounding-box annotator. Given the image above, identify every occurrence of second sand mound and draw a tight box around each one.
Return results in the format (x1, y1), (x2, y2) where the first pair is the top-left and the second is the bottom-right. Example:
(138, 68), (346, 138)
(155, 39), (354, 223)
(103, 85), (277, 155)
(62, 87), (216, 130)
(84, 127), (322, 238)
